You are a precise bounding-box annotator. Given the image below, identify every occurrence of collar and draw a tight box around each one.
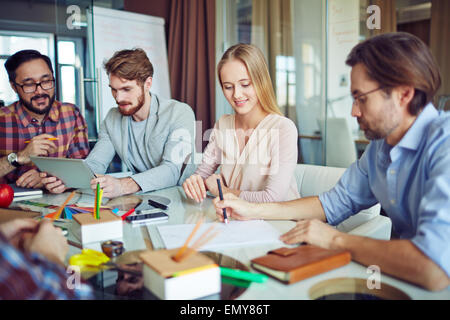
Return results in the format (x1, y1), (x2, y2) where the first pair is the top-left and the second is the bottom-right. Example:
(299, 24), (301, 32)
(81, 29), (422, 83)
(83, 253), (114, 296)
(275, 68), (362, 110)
(15, 100), (60, 127)
(149, 92), (159, 117)
(396, 103), (438, 151)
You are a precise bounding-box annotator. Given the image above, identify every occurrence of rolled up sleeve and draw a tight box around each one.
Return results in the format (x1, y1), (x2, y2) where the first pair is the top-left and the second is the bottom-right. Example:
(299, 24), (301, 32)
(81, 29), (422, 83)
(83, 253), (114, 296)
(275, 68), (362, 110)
(319, 149), (378, 226)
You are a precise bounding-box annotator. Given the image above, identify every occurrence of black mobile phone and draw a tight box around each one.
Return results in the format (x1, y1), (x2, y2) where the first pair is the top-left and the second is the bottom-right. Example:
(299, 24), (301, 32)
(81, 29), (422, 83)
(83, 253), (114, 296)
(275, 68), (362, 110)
(126, 211), (169, 224)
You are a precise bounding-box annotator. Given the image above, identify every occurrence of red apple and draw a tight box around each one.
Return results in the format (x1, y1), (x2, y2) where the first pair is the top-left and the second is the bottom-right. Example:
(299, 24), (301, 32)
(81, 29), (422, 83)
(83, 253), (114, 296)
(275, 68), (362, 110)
(0, 184), (14, 208)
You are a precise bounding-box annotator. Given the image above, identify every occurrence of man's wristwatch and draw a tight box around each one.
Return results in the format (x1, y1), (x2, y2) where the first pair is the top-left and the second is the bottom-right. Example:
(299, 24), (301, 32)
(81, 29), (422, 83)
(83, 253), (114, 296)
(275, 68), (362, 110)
(7, 152), (21, 168)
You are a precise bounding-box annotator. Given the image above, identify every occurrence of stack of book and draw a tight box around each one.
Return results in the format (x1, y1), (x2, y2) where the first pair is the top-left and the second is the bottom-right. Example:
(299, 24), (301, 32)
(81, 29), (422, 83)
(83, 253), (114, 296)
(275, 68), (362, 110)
(10, 184), (43, 202)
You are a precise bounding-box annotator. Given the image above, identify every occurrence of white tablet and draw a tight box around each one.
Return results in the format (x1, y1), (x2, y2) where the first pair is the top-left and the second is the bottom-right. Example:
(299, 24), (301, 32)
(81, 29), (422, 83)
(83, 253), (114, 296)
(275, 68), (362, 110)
(30, 156), (95, 189)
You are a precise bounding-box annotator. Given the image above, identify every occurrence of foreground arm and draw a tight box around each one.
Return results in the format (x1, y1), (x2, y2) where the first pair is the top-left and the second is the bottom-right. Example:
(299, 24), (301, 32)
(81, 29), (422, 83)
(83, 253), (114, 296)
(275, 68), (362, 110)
(214, 193), (327, 221)
(335, 233), (450, 291)
(0, 219), (93, 299)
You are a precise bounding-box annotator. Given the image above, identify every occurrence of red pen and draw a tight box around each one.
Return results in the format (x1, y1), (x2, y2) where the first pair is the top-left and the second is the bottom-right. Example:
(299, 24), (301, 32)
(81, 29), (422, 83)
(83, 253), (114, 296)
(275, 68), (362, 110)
(121, 208), (135, 221)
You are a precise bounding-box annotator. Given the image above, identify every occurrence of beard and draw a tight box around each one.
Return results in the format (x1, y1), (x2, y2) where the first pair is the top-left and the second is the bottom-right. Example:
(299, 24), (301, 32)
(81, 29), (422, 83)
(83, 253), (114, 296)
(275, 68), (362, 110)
(357, 100), (398, 141)
(20, 93), (55, 115)
(117, 88), (145, 116)
(358, 119), (384, 140)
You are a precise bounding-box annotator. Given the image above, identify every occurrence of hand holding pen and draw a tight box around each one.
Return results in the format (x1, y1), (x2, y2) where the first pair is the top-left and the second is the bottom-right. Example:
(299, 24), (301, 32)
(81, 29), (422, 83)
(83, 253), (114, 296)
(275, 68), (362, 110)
(213, 193), (256, 222)
(19, 134), (58, 164)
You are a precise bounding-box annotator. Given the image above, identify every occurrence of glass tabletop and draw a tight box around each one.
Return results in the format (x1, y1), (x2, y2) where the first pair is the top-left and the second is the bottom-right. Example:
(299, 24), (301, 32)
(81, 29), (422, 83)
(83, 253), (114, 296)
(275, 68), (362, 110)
(87, 251), (252, 300)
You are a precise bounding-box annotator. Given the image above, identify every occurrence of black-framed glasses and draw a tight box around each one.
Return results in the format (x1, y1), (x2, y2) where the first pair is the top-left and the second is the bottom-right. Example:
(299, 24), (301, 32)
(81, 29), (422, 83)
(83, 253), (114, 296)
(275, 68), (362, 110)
(14, 79), (55, 93)
(352, 87), (385, 106)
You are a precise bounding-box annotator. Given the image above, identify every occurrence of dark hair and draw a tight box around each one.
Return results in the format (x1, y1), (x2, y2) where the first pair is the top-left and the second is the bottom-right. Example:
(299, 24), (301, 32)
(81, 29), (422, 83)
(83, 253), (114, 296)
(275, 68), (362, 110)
(104, 48), (153, 84)
(346, 32), (441, 115)
(4, 49), (54, 82)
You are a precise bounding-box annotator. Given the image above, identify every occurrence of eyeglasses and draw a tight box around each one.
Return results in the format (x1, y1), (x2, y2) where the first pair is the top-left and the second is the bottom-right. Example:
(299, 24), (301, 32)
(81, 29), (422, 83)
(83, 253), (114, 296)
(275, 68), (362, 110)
(352, 87), (385, 106)
(14, 79), (55, 93)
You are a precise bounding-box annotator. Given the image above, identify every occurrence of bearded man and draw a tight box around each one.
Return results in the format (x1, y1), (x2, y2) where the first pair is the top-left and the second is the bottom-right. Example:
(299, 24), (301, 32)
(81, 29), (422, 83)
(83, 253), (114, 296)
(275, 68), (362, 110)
(0, 50), (89, 188)
(43, 48), (196, 198)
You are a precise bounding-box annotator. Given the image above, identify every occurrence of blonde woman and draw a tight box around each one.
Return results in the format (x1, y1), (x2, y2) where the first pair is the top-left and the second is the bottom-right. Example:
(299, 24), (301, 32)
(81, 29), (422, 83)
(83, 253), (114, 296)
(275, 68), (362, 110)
(183, 44), (299, 203)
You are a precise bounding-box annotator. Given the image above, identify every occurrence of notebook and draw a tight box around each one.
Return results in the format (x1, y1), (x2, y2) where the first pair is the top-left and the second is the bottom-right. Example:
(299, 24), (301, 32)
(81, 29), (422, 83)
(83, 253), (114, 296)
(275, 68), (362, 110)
(9, 184), (43, 202)
(250, 245), (351, 284)
(157, 220), (284, 251)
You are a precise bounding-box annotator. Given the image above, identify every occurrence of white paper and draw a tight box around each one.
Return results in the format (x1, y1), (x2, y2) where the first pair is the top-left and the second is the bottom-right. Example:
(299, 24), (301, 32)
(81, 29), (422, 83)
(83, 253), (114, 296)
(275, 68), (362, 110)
(157, 220), (283, 251)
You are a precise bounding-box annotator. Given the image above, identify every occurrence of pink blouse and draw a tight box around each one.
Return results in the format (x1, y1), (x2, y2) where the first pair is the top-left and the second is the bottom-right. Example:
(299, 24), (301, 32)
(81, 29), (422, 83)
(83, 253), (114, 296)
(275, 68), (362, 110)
(195, 113), (300, 202)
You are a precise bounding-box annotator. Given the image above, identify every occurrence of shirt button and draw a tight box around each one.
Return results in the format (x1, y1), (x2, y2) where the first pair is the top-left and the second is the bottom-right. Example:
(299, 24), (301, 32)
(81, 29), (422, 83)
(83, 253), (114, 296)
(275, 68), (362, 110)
(390, 199), (396, 205)
(390, 170), (396, 175)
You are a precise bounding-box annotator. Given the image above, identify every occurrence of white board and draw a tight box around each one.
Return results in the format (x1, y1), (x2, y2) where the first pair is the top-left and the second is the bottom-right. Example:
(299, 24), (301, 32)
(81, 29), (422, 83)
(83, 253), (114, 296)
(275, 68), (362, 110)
(88, 6), (171, 124)
(327, 0), (359, 133)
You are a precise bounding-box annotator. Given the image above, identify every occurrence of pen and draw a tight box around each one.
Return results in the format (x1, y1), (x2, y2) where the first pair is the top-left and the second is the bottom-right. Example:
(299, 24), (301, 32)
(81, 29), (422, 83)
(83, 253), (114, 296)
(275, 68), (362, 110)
(24, 137), (58, 143)
(216, 179), (228, 224)
(220, 267), (268, 283)
(147, 198), (168, 210)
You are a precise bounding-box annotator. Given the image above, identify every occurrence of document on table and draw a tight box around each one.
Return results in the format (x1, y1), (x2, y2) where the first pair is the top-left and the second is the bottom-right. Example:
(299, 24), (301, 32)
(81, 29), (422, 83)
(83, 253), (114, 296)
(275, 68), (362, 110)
(157, 220), (284, 251)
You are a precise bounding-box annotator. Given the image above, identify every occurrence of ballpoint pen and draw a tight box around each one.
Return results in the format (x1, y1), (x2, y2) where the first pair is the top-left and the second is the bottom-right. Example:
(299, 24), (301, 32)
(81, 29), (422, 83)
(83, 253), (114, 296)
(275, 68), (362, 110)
(216, 179), (228, 224)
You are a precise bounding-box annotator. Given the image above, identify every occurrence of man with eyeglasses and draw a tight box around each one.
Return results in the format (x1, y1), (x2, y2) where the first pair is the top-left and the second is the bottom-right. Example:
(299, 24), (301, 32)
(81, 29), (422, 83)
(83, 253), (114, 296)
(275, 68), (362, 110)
(0, 49), (89, 188)
(214, 33), (450, 291)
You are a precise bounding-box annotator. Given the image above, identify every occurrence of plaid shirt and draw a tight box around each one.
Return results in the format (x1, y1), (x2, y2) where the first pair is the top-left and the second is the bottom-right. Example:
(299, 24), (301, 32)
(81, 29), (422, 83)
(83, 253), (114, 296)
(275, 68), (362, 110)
(0, 233), (93, 300)
(0, 100), (90, 183)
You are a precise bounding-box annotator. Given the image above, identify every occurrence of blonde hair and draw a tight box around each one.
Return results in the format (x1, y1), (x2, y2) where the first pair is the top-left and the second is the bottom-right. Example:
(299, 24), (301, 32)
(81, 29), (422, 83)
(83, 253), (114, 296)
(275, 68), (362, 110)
(217, 44), (282, 115)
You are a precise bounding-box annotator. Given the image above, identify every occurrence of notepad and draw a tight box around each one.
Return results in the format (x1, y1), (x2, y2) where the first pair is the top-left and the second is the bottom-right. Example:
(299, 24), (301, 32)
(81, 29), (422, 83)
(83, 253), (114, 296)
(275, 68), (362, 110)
(157, 220), (283, 251)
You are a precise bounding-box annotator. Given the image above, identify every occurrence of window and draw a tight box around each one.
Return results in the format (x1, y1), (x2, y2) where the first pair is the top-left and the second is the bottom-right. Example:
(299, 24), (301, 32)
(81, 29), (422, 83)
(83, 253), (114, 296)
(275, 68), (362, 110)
(57, 38), (83, 106)
(0, 31), (54, 106)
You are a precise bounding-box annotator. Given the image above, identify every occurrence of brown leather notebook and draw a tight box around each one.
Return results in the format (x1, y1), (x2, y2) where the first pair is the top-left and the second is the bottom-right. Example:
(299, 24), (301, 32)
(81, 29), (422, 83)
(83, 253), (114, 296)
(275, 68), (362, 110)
(250, 245), (351, 284)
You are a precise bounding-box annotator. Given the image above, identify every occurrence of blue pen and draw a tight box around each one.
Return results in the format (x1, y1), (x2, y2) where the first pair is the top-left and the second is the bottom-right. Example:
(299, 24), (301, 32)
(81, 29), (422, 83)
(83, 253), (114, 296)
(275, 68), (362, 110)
(216, 179), (228, 224)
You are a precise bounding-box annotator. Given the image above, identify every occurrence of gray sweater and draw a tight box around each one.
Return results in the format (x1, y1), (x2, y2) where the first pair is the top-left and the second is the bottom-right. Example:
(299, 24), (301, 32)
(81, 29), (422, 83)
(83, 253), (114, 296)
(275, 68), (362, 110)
(86, 93), (196, 192)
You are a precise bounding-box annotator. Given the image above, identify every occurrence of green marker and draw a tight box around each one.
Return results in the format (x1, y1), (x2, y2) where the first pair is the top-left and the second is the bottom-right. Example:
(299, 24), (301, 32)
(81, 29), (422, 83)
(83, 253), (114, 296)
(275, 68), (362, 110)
(220, 267), (268, 283)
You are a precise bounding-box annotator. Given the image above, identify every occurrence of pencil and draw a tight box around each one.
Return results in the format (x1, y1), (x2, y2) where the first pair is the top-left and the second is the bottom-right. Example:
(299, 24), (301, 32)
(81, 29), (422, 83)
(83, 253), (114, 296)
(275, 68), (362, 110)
(24, 137), (58, 143)
(216, 179), (228, 224)
(95, 183), (100, 220)
(98, 189), (103, 220)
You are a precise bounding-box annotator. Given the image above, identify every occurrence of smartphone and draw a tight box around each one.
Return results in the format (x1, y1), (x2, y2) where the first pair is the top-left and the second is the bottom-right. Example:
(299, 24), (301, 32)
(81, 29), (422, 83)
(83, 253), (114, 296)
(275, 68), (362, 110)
(126, 212), (169, 225)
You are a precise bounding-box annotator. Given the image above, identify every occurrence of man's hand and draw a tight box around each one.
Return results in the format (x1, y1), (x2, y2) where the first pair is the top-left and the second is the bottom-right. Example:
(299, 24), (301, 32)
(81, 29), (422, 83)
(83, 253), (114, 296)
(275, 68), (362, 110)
(40, 172), (67, 194)
(22, 219), (68, 266)
(91, 175), (139, 198)
(280, 219), (342, 249)
(17, 134), (58, 164)
(17, 169), (44, 189)
(213, 193), (256, 222)
(0, 219), (39, 247)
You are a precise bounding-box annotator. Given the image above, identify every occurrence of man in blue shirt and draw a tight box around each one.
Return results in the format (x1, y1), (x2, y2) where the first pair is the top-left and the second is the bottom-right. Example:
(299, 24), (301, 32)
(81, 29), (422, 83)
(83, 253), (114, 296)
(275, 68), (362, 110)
(214, 33), (450, 291)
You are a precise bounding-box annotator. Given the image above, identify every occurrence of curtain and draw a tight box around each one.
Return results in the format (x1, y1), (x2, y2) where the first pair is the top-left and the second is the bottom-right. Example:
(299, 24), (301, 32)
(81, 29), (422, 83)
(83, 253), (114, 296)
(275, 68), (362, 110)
(168, 0), (216, 152)
(251, 0), (293, 117)
(124, 0), (216, 152)
(430, 0), (450, 107)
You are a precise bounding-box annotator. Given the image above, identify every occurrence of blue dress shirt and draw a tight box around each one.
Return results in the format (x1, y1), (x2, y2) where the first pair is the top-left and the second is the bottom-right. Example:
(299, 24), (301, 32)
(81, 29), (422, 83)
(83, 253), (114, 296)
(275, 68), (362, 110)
(319, 104), (450, 277)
